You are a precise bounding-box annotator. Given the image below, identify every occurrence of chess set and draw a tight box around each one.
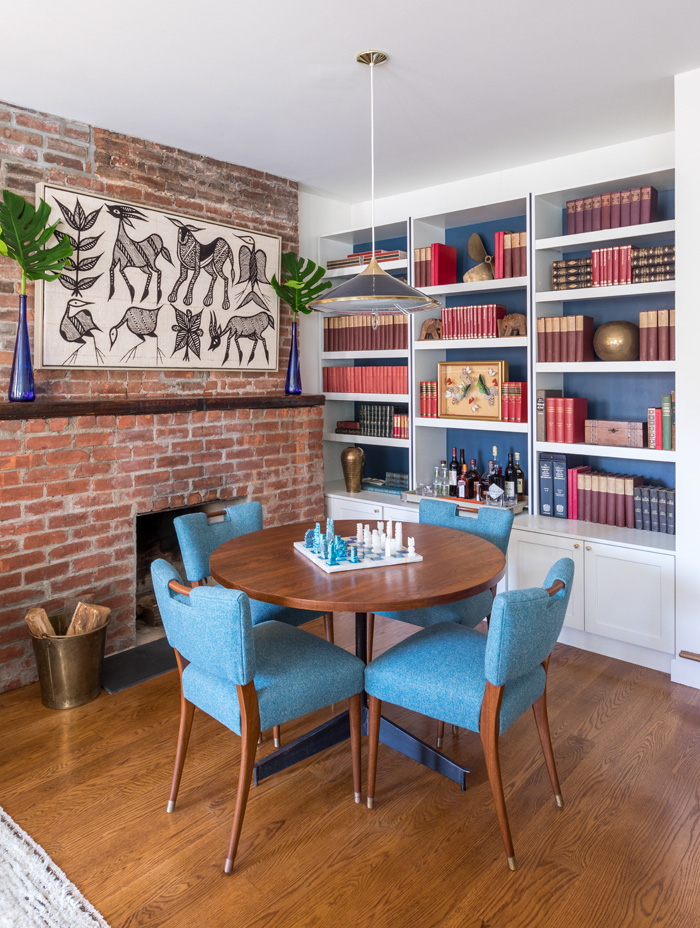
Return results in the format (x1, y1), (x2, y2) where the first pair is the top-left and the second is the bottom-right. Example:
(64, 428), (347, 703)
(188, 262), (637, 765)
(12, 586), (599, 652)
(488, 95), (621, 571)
(293, 518), (423, 574)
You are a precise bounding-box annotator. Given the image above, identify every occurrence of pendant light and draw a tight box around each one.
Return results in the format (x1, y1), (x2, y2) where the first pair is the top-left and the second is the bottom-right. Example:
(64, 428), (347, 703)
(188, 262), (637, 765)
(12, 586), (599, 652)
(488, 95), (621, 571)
(309, 50), (440, 324)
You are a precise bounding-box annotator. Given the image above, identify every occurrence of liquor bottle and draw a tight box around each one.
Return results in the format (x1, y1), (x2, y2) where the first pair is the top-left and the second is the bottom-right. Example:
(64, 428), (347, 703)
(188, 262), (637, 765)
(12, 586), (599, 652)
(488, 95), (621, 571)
(504, 452), (517, 503)
(467, 458), (480, 500)
(480, 458), (493, 501)
(459, 448), (466, 471)
(457, 464), (468, 499)
(448, 446), (459, 497)
(439, 460), (449, 498)
(514, 451), (525, 501)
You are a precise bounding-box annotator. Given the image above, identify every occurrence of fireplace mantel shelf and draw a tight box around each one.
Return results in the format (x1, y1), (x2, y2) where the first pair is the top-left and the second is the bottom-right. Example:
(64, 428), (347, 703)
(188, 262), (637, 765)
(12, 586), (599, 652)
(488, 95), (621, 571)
(0, 394), (325, 421)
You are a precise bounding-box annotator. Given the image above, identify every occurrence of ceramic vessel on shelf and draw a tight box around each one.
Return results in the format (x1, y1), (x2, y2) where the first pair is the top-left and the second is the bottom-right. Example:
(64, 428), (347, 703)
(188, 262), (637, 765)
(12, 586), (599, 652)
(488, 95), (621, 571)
(341, 446), (365, 493)
(593, 320), (639, 362)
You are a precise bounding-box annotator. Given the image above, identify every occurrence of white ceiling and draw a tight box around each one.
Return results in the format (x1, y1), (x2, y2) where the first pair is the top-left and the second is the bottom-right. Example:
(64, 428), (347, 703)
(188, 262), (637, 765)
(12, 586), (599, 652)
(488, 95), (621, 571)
(4, 1), (700, 203)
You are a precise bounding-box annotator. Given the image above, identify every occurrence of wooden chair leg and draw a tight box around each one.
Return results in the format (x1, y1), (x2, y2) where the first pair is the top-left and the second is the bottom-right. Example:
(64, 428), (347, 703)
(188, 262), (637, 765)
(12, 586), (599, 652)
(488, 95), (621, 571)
(479, 681), (517, 871)
(168, 650), (193, 812)
(366, 695), (382, 808)
(436, 719), (445, 747)
(324, 612), (334, 644)
(367, 613), (375, 663)
(532, 683), (564, 808)
(349, 692), (362, 803)
(225, 681), (261, 874)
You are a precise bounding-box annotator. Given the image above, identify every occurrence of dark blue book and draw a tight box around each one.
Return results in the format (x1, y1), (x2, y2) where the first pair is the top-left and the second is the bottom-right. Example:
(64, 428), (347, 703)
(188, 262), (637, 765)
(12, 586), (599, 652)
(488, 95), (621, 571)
(539, 453), (554, 517)
(552, 454), (568, 519)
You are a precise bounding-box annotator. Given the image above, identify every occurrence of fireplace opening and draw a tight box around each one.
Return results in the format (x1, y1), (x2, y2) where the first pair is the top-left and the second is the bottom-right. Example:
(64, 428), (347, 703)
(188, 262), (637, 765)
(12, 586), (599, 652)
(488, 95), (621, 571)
(134, 499), (241, 646)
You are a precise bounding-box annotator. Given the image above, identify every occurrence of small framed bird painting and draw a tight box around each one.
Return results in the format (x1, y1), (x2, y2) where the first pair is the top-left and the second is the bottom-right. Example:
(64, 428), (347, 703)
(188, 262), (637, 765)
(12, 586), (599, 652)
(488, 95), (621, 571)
(34, 184), (281, 372)
(438, 360), (509, 421)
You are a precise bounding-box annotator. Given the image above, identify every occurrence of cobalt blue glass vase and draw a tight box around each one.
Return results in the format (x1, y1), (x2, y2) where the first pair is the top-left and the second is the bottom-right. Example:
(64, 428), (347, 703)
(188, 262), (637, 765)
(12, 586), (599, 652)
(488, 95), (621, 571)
(285, 320), (302, 395)
(9, 294), (35, 402)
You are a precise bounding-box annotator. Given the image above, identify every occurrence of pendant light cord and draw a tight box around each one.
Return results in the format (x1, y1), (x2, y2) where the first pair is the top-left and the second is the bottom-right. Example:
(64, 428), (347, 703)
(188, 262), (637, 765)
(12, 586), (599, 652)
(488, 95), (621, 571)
(370, 57), (376, 257)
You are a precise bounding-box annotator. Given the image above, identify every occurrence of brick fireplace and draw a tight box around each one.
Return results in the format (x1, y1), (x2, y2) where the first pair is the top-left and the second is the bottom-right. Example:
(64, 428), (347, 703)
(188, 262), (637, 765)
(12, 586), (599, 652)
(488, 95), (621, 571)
(0, 98), (325, 693)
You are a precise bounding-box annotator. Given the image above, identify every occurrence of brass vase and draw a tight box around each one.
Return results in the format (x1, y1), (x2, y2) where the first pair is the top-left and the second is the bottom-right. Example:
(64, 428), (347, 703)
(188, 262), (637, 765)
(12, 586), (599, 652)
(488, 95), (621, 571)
(593, 321), (639, 361)
(341, 446), (365, 493)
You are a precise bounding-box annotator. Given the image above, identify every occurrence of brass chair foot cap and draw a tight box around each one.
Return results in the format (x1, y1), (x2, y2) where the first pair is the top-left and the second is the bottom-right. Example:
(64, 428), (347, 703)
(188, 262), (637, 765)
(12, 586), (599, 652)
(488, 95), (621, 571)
(224, 859), (233, 874)
(257, 734), (263, 745)
(367, 797), (375, 809)
(354, 792), (362, 804)
(167, 800), (176, 813)
(507, 856), (518, 871)
(274, 738), (281, 748)
(451, 725), (459, 735)
(556, 794), (565, 809)
(436, 738), (443, 748)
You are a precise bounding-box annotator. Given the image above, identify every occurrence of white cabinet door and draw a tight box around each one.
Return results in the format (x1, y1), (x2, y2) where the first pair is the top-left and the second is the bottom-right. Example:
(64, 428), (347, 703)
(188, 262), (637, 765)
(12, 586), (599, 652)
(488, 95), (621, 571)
(326, 497), (382, 521)
(507, 529), (585, 630)
(382, 503), (420, 524)
(583, 542), (675, 652)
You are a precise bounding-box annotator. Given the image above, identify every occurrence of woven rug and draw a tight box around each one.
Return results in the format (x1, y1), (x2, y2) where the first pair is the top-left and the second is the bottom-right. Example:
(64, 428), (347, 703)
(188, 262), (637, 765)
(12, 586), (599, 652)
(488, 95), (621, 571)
(0, 806), (110, 928)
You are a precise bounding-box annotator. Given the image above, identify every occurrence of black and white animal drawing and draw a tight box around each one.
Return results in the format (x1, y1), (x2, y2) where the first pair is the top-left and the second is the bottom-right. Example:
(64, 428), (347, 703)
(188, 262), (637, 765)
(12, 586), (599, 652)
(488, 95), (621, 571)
(209, 310), (274, 366)
(237, 235), (270, 310)
(106, 204), (173, 304)
(109, 305), (165, 364)
(59, 298), (104, 365)
(168, 217), (236, 310)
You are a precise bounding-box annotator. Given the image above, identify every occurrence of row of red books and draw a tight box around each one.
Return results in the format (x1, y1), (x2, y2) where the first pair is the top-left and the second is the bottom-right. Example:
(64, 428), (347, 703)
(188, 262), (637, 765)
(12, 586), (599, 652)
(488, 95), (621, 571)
(640, 310), (675, 361)
(414, 243), (457, 288)
(419, 381), (438, 418)
(537, 315), (594, 362)
(565, 186), (658, 234)
(546, 397), (588, 443)
(323, 315), (408, 352)
(322, 366), (408, 395)
(569, 467), (641, 527)
(494, 231), (527, 279)
(440, 304), (506, 339)
(502, 383), (528, 423)
(550, 244), (675, 290)
(326, 248), (407, 270)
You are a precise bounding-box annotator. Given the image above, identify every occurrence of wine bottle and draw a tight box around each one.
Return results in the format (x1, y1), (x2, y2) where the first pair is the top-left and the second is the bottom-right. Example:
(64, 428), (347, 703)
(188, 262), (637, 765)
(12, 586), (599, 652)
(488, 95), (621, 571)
(504, 452), (517, 503)
(448, 446), (459, 497)
(467, 458), (480, 500)
(514, 451), (525, 501)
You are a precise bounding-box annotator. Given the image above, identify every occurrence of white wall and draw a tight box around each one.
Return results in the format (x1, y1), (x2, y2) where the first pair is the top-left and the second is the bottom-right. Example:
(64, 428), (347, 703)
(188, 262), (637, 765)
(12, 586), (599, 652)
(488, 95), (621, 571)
(671, 68), (700, 688)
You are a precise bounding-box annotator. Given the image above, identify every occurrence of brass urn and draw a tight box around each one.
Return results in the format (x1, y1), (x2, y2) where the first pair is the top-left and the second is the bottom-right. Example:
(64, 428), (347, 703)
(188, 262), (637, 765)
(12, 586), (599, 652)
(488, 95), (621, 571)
(593, 321), (639, 362)
(341, 446), (365, 493)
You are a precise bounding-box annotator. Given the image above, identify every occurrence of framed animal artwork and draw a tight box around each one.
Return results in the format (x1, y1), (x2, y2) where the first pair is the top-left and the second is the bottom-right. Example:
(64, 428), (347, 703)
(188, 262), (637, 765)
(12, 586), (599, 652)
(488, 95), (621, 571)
(34, 184), (281, 371)
(437, 360), (509, 421)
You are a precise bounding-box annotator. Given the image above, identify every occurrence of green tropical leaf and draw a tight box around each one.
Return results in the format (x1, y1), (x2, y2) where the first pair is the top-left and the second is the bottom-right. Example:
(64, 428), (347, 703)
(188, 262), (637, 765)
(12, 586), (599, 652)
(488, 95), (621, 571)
(270, 251), (332, 318)
(0, 190), (73, 293)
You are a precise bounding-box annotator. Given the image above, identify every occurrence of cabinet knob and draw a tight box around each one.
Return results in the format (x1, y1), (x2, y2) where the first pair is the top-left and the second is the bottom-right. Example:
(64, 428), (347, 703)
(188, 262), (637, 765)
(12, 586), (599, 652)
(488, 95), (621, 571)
(373, 508), (380, 514)
(586, 545), (592, 551)
(573, 543), (580, 549)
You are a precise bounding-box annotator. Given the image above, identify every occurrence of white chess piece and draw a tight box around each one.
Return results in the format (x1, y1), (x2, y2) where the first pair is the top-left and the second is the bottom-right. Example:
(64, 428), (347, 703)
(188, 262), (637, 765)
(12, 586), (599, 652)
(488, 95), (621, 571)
(371, 530), (381, 553)
(395, 522), (403, 550)
(407, 536), (415, 556)
(386, 519), (393, 540)
(356, 522), (363, 541)
(390, 537), (398, 555)
(384, 536), (392, 559)
(379, 531), (386, 547)
(377, 521), (384, 535)
(364, 526), (371, 547)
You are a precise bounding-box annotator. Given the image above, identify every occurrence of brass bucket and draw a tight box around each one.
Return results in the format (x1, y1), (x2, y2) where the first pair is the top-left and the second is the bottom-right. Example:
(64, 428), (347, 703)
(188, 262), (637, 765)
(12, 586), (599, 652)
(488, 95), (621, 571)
(30, 623), (107, 710)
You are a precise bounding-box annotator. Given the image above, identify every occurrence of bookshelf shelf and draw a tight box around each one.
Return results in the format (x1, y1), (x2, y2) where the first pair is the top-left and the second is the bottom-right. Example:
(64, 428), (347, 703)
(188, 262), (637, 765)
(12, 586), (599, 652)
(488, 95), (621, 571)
(422, 276), (527, 297)
(415, 337), (527, 351)
(325, 259), (408, 279)
(535, 361), (676, 374)
(536, 219), (676, 253)
(416, 417), (529, 433)
(510, 513), (675, 555)
(324, 393), (410, 403)
(323, 432), (409, 448)
(537, 281), (675, 302)
(322, 350), (409, 360)
(535, 440), (676, 463)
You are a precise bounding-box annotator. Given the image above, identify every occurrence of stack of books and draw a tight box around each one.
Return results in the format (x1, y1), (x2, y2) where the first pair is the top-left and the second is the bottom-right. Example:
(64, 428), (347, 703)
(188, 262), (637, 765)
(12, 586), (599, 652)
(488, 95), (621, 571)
(551, 258), (591, 290)
(323, 315), (408, 351)
(335, 419), (360, 435)
(441, 304), (506, 339)
(322, 366), (408, 395)
(550, 242), (674, 289)
(501, 383), (528, 422)
(493, 231), (527, 278)
(354, 404), (408, 439)
(565, 186), (658, 233)
(647, 392), (676, 450)
(639, 309), (675, 360)
(327, 249), (407, 270)
(419, 381), (438, 417)
(545, 396), (588, 443)
(537, 315), (594, 361)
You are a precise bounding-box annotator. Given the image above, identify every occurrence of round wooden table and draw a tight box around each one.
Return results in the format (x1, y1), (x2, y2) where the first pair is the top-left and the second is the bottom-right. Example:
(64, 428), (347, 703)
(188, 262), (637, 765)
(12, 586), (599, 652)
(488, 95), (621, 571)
(210, 518), (506, 787)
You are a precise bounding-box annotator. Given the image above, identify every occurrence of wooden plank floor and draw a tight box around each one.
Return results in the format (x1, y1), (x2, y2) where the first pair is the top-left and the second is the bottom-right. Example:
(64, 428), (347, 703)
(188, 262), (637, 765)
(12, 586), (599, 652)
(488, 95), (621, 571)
(2, 612), (700, 928)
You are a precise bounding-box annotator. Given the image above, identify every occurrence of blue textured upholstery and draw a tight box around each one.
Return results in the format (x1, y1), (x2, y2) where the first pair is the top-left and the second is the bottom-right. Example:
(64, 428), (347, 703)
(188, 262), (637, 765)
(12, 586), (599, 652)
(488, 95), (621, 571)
(377, 499), (514, 629)
(151, 558), (365, 736)
(173, 501), (321, 629)
(365, 557), (574, 735)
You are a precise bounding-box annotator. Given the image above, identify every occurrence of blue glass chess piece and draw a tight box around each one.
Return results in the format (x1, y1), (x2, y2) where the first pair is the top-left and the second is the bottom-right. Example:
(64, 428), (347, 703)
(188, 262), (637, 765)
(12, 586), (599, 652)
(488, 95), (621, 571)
(318, 536), (327, 559)
(328, 546), (338, 567)
(304, 529), (314, 548)
(349, 546), (359, 564)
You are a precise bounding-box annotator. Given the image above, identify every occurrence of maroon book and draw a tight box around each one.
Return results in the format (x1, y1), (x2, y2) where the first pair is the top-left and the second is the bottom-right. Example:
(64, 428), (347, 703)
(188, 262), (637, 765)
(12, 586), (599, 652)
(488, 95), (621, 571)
(591, 194), (602, 231)
(519, 232), (527, 275)
(503, 233), (513, 278)
(564, 397), (587, 443)
(639, 310), (648, 361)
(554, 396), (565, 443)
(552, 316), (561, 363)
(566, 315), (576, 361)
(605, 475), (618, 526)
(566, 200), (576, 234)
(647, 310), (658, 361)
(610, 191), (621, 228)
(670, 309), (675, 360)
(583, 472), (593, 522)
(640, 186), (658, 223)
(430, 243), (457, 286)
(601, 192), (611, 229)
(615, 475), (626, 528)
(630, 188), (641, 225)
(658, 309), (670, 361)
(537, 317), (546, 361)
(583, 197), (593, 233)
(591, 474), (601, 524)
(620, 190), (632, 226)
(512, 237), (521, 277)
(546, 397), (558, 442)
(575, 198), (584, 234)
(574, 315), (595, 362)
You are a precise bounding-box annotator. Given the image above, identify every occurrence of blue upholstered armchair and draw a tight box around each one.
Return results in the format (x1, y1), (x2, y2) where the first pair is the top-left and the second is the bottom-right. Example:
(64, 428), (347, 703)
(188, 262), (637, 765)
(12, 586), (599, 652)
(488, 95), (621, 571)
(365, 557), (574, 871)
(151, 558), (365, 874)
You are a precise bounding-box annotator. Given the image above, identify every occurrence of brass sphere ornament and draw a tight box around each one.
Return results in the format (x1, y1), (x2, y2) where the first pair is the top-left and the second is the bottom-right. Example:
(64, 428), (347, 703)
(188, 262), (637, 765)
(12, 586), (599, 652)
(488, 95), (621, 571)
(340, 445), (365, 493)
(593, 320), (639, 362)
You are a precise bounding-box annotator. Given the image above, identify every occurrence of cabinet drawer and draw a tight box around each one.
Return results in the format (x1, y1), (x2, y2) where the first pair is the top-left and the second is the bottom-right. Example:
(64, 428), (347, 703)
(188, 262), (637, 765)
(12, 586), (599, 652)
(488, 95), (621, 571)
(507, 529), (585, 630)
(326, 497), (382, 520)
(382, 503), (419, 524)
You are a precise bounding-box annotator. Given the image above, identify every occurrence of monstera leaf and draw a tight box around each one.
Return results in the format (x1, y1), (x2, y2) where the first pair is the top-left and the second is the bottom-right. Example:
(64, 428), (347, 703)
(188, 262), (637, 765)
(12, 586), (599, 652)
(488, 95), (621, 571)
(270, 251), (332, 319)
(0, 190), (73, 294)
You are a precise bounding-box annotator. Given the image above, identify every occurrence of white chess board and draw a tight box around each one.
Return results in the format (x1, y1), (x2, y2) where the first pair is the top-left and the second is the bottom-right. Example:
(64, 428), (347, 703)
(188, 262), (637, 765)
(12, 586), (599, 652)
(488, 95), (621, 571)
(294, 537), (423, 574)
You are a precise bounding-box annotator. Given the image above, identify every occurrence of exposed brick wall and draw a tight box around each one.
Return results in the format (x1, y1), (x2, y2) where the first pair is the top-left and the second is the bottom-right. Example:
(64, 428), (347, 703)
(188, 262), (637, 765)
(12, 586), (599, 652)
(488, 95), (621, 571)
(0, 100), (325, 693)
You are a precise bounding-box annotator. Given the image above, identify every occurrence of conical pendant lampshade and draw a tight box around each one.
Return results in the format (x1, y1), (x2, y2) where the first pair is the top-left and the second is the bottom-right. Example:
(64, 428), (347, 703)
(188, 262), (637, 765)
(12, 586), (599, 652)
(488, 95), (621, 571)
(309, 50), (440, 318)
